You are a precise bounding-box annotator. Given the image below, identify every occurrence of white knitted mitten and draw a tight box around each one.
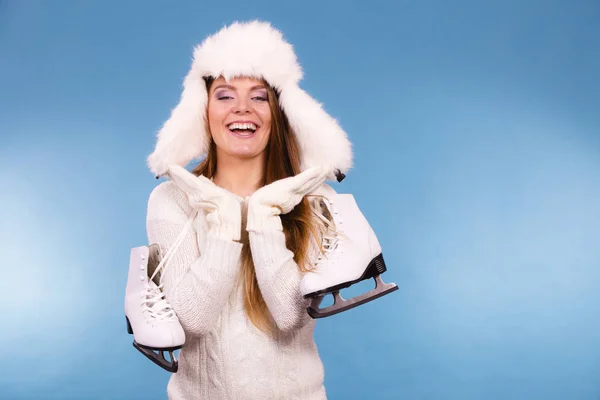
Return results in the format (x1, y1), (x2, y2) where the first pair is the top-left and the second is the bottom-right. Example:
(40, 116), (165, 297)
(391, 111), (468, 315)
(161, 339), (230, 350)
(246, 166), (329, 232)
(167, 165), (242, 241)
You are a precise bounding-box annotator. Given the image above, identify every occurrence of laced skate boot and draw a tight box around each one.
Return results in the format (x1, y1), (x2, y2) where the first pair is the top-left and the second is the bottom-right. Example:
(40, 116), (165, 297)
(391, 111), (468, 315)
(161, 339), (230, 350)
(124, 244), (185, 372)
(301, 194), (398, 318)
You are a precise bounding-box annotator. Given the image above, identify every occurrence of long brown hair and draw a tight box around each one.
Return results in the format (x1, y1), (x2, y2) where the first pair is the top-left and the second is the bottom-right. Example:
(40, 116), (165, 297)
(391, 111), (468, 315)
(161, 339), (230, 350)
(192, 77), (325, 333)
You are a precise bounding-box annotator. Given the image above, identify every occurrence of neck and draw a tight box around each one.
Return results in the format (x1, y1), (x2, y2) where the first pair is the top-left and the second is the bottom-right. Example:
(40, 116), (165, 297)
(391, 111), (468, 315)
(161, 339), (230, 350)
(213, 153), (265, 198)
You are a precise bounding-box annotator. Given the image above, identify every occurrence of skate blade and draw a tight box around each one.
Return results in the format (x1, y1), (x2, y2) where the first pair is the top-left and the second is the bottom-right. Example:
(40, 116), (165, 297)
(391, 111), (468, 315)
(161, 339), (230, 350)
(307, 275), (398, 319)
(127, 316), (181, 373)
(133, 341), (181, 373)
(304, 253), (388, 298)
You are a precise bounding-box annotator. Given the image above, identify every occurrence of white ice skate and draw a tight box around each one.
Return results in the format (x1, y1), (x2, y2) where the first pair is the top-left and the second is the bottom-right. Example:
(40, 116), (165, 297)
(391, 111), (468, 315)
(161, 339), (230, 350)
(124, 243), (186, 372)
(301, 194), (398, 318)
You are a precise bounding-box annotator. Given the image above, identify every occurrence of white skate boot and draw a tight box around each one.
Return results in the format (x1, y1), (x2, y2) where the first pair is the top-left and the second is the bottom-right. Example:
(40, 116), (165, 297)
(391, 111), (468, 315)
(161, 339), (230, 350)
(124, 244), (185, 372)
(301, 194), (398, 318)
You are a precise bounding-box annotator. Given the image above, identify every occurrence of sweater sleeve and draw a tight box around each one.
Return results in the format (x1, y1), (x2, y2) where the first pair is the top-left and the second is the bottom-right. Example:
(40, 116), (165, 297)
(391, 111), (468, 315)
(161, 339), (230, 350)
(247, 184), (337, 332)
(248, 229), (313, 332)
(146, 181), (243, 336)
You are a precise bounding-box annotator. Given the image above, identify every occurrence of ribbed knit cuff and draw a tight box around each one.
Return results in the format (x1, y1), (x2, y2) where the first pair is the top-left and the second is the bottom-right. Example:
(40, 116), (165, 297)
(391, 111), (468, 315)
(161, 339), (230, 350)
(246, 202), (283, 232)
(205, 209), (242, 241)
(191, 236), (243, 279)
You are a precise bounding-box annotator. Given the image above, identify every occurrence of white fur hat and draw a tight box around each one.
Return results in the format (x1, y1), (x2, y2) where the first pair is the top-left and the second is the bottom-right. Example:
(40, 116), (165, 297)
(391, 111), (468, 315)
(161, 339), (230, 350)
(147, 20), (353, 182)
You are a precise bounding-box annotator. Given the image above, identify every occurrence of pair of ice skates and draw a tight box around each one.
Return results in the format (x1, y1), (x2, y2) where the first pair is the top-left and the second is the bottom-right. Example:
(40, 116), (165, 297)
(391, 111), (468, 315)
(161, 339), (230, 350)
(124, 192), (397, 372)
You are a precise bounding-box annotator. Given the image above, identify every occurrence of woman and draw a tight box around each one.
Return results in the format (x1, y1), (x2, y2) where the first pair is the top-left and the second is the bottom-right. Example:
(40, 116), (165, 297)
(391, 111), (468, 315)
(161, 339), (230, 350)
(140, 21), (353, 399)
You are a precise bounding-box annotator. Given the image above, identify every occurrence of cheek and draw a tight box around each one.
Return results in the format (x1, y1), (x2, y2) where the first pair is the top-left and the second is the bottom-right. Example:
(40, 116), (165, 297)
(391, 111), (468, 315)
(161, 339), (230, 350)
(257, 107), (272, 130)
(207, 103), (229, 128)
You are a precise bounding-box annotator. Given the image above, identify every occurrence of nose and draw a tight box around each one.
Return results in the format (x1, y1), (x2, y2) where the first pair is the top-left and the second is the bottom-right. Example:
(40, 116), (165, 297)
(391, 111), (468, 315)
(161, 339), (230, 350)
(233, 96), (250, 114)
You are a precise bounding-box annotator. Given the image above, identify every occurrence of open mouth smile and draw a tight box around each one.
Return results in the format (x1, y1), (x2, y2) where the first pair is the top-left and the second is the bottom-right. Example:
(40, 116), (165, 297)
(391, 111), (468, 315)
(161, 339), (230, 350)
(227, 122), (258, 138)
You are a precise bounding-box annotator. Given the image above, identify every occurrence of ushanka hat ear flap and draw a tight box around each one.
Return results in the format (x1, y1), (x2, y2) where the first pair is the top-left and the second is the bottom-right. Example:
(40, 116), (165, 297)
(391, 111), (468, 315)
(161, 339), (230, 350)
(279, 84), (353, 182)
(147, 20), (353, 182)
(147, 63), (209, 179)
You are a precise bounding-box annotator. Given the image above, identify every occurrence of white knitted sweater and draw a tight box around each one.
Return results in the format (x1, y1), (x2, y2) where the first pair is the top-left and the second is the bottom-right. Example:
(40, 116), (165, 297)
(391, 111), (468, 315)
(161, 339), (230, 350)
(146, 181), (328, 400)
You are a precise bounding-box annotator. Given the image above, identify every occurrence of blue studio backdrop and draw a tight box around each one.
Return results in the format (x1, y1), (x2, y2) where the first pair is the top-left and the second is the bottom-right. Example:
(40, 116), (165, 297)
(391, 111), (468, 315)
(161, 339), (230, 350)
(1, 1), (599, 399)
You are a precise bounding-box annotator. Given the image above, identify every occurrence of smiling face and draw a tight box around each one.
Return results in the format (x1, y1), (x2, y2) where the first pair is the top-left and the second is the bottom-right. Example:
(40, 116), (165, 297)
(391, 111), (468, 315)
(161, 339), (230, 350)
(206, 76), (272, 162)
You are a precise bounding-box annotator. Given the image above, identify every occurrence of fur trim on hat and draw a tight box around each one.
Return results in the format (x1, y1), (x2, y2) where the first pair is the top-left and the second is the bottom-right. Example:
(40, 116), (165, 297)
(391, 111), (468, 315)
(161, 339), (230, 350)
(147, 20), (352, 181)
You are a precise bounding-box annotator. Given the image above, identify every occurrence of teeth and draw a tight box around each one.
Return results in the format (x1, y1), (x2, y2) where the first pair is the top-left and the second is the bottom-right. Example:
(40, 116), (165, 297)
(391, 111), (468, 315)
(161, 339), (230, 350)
(228, 122), (257, 131)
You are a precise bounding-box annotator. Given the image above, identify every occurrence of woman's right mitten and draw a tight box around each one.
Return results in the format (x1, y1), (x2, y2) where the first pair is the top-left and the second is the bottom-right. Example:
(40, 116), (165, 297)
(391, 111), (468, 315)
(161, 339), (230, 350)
(167, 165), (242, 242)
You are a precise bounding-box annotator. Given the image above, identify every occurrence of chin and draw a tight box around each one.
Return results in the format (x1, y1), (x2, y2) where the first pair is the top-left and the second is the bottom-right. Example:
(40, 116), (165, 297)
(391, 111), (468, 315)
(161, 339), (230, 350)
(225, 137), (268, 158)
(213, 130), (269, 160)
(224, 146), (265, 160)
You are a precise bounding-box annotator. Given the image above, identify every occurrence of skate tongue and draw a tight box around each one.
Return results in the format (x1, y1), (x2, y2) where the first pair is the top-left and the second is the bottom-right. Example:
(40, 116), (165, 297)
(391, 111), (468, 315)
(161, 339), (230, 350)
(146, 243), (162, 286)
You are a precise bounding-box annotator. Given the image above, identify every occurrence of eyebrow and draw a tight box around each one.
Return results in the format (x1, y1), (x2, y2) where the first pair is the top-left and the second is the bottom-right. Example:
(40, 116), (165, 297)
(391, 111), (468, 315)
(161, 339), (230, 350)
(212, 84), (267, 91)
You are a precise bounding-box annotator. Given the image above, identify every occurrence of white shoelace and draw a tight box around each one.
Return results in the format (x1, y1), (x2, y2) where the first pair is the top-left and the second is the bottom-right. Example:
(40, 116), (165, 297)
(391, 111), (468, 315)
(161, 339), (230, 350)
(141, 281), (176, 321)
(313, 199), (344, 264)
(141, 209), (199, 323)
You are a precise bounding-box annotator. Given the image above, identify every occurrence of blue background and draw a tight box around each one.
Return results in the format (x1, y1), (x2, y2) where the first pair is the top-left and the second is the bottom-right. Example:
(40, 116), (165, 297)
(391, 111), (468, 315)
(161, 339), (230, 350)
(1, 1), (599, 399)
